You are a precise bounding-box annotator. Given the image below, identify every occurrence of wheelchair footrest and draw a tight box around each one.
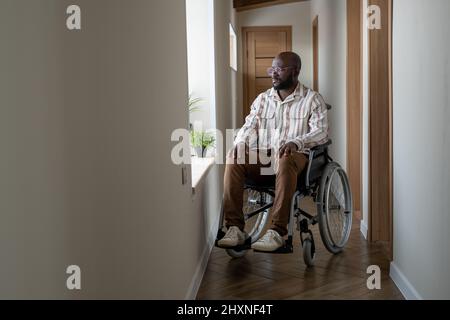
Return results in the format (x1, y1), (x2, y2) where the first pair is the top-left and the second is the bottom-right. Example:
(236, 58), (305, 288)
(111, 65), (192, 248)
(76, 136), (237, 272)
(215, 237), (252, 251)
(253, 243), (294, 254)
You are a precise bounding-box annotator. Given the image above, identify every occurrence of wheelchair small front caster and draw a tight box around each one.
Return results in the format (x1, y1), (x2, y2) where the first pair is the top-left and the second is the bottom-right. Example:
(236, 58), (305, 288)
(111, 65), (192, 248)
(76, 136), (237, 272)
(224, 237), (252, 259)
(302, 237), (316, 267)
(226, 248), (247, 259)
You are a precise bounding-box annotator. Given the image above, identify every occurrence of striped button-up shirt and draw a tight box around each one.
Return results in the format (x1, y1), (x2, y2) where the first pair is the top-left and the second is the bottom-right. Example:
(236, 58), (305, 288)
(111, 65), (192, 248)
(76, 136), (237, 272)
(235, 83), (329, 171)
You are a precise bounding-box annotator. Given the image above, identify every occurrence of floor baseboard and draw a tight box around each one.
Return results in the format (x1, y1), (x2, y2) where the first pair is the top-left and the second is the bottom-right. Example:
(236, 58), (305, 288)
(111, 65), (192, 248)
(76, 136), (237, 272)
(360, 219), (368, 239)
(390, 262), (422, 300)
(185, 216), (220, 300)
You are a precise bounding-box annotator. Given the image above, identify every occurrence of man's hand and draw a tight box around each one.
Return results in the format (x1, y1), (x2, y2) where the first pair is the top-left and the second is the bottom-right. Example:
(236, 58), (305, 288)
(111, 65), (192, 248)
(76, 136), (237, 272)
(228, 142), (248, 160)
(279, 142), (299, 158)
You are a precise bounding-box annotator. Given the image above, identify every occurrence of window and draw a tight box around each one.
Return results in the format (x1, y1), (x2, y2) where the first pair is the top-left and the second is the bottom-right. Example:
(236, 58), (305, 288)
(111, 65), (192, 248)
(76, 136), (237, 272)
(185, 0), (217, 189)
(185, 0), (216, 136)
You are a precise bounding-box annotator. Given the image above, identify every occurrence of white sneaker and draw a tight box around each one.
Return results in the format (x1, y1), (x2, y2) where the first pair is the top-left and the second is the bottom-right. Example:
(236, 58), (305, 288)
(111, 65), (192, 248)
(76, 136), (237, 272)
(251, 229), (285, 252)
(217, 226), (248, 248)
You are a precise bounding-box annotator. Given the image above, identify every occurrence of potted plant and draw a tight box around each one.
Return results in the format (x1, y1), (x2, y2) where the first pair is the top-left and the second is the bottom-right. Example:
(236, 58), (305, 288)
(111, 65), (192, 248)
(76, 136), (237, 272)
(190, 130), (215, 158)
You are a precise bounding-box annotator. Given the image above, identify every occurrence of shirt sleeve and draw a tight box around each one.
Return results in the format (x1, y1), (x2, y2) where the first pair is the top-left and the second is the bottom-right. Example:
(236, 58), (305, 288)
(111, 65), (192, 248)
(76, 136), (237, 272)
(234, 94), (261, 146)
(289, 93), (329, 151)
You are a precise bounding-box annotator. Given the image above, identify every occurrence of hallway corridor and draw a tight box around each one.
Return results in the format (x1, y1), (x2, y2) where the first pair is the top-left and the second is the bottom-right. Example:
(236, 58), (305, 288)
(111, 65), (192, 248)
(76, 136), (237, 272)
(197, 199), (403, 300)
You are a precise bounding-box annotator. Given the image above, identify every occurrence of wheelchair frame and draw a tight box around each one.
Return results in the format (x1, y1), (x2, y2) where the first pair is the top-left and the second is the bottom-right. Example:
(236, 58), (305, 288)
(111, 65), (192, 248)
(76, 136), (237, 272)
(215, 140), (353, 267)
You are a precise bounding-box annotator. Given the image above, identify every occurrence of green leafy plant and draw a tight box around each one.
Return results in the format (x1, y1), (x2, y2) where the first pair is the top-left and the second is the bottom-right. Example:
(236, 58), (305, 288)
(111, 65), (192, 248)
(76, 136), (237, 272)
(188, 94), (203, 114)
(190, 130), (215, 158)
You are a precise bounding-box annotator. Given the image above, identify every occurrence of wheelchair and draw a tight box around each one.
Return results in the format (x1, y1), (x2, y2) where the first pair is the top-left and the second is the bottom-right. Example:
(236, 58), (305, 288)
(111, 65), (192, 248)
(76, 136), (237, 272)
(215, 140), (353, 267)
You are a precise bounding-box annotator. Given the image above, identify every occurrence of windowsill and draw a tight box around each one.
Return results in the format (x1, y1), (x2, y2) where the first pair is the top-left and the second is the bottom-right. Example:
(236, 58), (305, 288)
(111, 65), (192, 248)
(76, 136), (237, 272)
(191, 156), (215, 194)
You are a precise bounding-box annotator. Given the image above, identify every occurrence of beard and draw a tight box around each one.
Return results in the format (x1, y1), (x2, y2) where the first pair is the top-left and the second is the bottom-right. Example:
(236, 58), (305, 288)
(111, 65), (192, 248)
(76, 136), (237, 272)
(273, 76), (295, 90)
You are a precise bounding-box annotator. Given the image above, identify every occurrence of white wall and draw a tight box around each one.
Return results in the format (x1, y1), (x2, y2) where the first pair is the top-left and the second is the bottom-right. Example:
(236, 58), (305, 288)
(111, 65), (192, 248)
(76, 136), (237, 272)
(186, 0), (214, 129)
(183, 0), (238, 298)
(0, 0), (70, 298)
(310, 0), (347, 169)
(391, 0), (450, 300)
(214, 0), (238, 144)
(0, 0), (224, 299)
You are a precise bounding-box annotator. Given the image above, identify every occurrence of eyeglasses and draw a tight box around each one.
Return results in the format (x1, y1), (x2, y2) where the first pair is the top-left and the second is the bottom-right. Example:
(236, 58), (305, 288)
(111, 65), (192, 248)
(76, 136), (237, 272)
(267, 66), (295, 76)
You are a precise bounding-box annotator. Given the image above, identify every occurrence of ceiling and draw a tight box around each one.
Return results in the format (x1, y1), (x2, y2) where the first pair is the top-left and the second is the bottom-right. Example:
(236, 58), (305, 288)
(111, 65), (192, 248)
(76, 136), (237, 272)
(233, 0), (309, 12)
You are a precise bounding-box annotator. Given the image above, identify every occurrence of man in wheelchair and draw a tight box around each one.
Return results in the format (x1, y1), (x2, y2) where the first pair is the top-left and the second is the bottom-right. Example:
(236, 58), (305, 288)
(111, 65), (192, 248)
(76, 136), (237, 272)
(218, 52), (329, 252)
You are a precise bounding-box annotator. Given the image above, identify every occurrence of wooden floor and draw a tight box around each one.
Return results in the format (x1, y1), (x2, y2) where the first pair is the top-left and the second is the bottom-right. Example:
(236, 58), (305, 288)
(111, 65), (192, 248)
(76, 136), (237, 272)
(197, 198), (404, 300)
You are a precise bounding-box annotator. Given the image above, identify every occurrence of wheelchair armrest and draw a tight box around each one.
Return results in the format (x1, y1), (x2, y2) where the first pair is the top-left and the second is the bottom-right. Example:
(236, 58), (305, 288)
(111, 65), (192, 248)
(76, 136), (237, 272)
(303, 140), (332, 189)
(310, 140), (332, 153)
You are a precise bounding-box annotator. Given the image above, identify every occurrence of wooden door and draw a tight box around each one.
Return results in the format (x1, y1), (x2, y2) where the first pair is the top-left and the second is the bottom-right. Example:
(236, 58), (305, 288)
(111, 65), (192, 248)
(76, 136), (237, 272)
(242, 26), (292, 122)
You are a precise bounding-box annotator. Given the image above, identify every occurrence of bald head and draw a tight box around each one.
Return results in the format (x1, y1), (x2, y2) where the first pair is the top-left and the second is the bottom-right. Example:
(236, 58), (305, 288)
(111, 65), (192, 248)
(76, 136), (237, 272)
(270, 52), (302, 91)
(276, 52), (302, 75)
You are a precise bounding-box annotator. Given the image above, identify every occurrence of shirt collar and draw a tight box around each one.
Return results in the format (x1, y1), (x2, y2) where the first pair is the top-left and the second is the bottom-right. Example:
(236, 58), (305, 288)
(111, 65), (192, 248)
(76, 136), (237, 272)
(269, 82), (303, 102)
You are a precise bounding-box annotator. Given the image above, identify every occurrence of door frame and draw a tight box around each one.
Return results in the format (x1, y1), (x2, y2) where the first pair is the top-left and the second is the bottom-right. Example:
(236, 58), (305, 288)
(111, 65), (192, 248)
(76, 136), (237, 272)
(346, 0), (362, 221)
(367, 0), (393, 260)
(347, 0), (394, 260)
(242, 26), (292, 122)
(312, 16), (319, 92)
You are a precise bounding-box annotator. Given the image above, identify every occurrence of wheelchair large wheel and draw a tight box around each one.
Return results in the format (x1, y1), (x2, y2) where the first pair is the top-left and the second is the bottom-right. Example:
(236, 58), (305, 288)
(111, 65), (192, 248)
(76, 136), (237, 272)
(317, 162), (353, 254)
(226, 189), (271, 258)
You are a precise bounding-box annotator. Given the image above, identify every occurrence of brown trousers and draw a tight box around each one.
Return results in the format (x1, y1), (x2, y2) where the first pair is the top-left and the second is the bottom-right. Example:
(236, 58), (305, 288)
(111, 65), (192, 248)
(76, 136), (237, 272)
(223, 150), (308, 236)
